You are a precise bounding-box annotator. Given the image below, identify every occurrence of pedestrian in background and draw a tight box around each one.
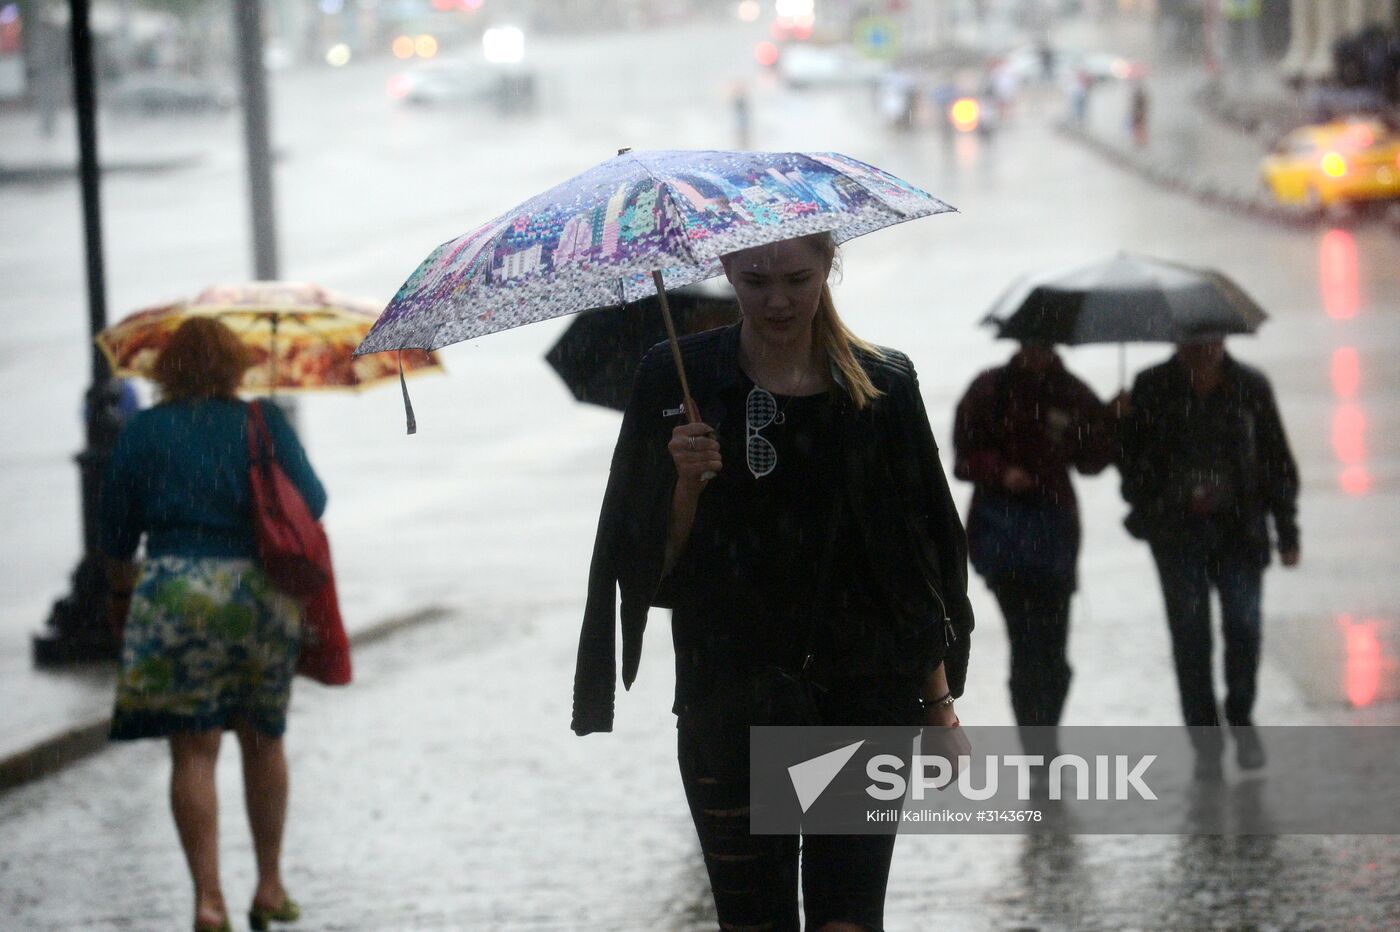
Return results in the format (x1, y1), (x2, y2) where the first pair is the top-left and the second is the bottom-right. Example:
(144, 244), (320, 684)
(1129, 80), (1150, 148)
(101, 318), (323, 932)
(953, 341), (1120, 773)
(572, 232), (974, 932)
(81, 377), (143, 429)
(1119, 337), (1300, 779)
(1066, 67), (1092, 126)
(730, 82), (752, 150)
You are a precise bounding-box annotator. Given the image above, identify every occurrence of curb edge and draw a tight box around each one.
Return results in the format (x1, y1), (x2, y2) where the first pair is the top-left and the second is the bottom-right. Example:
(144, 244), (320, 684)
(0, 604), (455, 793)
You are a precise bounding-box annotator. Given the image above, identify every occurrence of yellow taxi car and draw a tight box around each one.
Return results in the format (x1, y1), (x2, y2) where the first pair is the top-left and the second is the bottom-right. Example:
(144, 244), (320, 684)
(1261, 118), (1400, 207)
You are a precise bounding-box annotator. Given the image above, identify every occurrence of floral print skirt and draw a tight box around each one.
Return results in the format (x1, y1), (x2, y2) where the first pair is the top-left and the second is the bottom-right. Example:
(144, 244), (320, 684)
(110, 555), (302, 741)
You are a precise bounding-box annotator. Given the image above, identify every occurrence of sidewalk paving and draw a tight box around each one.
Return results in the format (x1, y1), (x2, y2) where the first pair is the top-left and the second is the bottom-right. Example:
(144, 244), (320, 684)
(1066, 59), (1321, 225)
(0, 106), (222, 183)
(0, 605), (450, 790)
(1048, 17), (1395, 229)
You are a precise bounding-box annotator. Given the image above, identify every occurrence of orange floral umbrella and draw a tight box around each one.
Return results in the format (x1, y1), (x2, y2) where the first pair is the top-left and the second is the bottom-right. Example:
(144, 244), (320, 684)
(97, 282), (443, 394)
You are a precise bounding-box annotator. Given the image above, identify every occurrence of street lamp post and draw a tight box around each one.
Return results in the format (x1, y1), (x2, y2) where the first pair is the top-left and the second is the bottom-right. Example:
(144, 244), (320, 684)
(232, 0), (297, 429)
(233, 0), (279, 281)
(33, 0), (124, 664)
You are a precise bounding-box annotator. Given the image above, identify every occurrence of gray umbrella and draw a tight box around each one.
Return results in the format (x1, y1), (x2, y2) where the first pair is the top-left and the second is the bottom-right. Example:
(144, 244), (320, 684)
(983, 253), (1269, 346)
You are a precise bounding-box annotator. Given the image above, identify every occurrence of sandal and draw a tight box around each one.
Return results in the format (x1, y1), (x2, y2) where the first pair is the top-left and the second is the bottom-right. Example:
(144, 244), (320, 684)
(248, 896), (300, 931)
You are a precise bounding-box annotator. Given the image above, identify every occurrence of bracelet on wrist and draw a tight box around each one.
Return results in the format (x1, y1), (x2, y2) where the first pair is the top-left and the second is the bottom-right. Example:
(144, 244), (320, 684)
(917, 691), (955, 711)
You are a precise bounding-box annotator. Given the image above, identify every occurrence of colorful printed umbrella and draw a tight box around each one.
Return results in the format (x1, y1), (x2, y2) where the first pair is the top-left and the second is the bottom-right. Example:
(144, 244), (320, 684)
(355, 149), (953, 352)
(355, 148), (954, 429)
(99, 281), (443, 394)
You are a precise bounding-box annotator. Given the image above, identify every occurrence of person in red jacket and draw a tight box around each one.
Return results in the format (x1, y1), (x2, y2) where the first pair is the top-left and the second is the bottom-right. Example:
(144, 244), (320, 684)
(954, 341), (1121, 773)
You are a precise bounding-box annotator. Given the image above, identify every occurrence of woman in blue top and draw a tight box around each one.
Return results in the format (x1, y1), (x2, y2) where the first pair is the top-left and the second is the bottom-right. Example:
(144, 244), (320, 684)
(102, 317), (325, 932)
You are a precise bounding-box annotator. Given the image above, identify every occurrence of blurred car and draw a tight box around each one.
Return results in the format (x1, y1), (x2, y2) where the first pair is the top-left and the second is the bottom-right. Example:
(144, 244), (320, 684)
(1260, 118), (1400, 208)
(945, 94), (996, 136)
(104, 72), (235, 115)
(387, 58), (538, 113)
(777, 43), (887, 90)
(878, 63), (998, 137)
(388, 59), (494, 105)
(999, 44), (1144, 84)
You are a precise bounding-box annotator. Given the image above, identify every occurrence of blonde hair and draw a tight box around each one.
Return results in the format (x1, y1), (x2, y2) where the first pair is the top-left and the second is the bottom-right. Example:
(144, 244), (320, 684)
(805, 233), (884, 410)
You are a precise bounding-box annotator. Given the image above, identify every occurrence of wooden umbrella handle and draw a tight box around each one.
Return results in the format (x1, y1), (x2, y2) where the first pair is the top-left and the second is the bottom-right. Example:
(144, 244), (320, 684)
(653, 270), (715, 480)
(653, 270), (701, 423)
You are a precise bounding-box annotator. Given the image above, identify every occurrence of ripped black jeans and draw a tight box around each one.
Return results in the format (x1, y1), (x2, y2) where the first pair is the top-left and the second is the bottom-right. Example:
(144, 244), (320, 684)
(676, 675), (920, 932)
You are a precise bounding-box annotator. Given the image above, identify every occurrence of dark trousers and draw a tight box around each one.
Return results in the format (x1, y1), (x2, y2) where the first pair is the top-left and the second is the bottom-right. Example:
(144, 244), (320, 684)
(1150, 539), (1264, 752)
(991, 581), (1072, 758)
(675, 678), (915, 932)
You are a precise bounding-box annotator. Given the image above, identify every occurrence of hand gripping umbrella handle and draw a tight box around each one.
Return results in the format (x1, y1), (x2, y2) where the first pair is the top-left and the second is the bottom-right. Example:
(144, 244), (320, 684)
(653, 270), (716, 481)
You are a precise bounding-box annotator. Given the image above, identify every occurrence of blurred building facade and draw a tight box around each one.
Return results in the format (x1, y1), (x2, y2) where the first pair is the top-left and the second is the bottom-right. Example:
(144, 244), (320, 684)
(1155, 0), (1399, 110)
(1277, 0), (1398, 81)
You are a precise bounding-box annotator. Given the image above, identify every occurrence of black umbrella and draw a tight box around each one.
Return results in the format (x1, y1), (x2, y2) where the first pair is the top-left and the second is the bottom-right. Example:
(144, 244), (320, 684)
(982, 253), (1269, 385)
(546, 279), (742, 411)
(984, 253), (1269, 343)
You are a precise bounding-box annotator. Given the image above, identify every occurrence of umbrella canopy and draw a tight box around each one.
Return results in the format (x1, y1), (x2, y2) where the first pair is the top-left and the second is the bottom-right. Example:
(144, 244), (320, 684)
(983, 254), (1268, 346)
(355, 148), (954, 356)
(99, 281), (443, 393)
(546, 279), (742, 411)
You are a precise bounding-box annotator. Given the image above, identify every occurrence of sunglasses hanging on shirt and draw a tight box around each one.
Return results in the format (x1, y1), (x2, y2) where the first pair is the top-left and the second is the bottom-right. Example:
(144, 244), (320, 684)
(746, 386), (781, 479)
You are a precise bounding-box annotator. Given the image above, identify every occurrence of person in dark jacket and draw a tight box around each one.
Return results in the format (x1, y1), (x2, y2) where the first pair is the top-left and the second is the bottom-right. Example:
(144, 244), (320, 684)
(102, 318), (321, 932)
(572, 232), (974, 932)
(953, 342), (1119, 768)
(1119, 337), (1300, 778)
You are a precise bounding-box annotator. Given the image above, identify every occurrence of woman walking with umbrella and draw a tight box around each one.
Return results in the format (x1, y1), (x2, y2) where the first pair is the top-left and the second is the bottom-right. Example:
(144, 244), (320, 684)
(101, 318), (322, 932)
(351, 147), (970, 928)
(571, 231), (974, 931)
(953, 338), (1121, 777)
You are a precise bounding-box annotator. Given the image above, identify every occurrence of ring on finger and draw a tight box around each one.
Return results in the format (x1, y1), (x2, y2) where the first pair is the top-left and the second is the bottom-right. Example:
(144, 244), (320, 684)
(687, 435), (697, 451)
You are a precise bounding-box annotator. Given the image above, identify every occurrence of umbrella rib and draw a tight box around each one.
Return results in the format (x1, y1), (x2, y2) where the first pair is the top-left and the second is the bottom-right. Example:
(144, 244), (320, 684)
(425, 310), (452, 354)
(796, 152), (900, 221)
(798, 151), (945, 225)
(617, 150), (703, 274)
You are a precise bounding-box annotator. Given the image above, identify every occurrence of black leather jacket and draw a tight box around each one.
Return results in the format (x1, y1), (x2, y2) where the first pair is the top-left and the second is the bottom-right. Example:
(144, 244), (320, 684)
(571, 323), (974, 735)
(1120, 354), (1300, 562)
